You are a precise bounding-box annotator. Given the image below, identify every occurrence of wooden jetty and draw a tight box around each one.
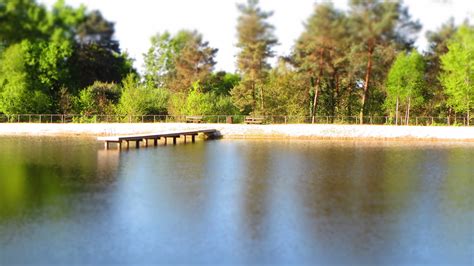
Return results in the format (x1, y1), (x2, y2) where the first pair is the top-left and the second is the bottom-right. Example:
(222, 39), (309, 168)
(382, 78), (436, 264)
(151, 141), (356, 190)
(98, 129), (217, 149)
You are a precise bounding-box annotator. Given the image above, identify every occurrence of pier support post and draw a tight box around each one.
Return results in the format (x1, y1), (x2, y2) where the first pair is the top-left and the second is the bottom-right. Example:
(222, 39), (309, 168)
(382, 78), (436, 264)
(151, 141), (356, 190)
(192, 135), (196, 143)
(154, 138), (158, 146)
(173, 137), (177, 145)
(136, 141), (140, 149)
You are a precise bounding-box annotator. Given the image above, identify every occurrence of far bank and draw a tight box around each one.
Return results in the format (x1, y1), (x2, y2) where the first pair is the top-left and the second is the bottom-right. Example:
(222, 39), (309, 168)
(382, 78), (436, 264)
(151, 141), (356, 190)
(0, 123), (473, 142)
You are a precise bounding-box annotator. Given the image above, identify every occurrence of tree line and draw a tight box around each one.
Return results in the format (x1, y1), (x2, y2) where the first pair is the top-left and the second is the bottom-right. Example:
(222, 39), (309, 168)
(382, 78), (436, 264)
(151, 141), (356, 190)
(0, 0), (472, 124)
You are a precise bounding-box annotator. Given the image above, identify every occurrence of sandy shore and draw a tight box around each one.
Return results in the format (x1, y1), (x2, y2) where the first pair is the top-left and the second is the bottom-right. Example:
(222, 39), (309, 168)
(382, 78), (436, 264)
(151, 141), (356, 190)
(0, 123), (473, 141)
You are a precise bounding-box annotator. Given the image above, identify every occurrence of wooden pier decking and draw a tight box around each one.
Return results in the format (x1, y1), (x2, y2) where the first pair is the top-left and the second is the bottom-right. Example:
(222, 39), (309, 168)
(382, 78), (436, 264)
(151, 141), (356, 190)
(98, 129), (217, 149)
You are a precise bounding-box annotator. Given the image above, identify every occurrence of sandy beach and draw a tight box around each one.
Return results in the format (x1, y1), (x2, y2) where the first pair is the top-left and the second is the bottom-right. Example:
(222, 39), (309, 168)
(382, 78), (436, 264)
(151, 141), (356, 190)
(0, 123), (473, 141)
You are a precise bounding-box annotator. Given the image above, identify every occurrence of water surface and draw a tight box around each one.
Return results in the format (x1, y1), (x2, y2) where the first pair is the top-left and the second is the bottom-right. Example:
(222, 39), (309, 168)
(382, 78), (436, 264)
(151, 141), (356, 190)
(0, 137), (473, 265)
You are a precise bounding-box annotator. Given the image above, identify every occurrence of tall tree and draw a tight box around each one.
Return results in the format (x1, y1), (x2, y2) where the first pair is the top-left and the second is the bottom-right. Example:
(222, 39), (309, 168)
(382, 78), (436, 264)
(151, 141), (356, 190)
(440, 25), (474, 125)
(67, 9), (134, 92)
(231, 0), (277, 114)
(144, 30), (217, 93)
(294, 3), (348, 119)
(348, 0), (421, 123)
(385, 50), (425, 125)
(76, 10), (118, 51)
(425, 19), (458, 117)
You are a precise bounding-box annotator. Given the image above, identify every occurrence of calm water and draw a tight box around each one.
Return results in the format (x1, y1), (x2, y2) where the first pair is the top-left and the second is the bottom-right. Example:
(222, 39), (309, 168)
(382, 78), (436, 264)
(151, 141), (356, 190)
(0, 136), (473, 265)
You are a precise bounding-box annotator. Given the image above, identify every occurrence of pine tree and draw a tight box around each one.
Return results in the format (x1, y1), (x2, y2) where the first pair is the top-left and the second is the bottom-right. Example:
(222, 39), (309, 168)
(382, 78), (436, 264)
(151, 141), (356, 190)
(231, 0), (277, 114)
(348, 0), (421, 123)
(294, 3), (348, 119)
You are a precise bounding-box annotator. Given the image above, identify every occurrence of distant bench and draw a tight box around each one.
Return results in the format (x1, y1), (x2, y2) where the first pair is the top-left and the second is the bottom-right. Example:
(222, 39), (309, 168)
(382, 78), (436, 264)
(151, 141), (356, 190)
(245, 116), (264, 124)
(186, 116), (204, 123)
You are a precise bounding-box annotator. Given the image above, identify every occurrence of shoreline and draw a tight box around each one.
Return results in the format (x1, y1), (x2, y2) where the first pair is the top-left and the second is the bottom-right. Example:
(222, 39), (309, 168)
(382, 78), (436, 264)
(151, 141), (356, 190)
(1, 123), (474, 142)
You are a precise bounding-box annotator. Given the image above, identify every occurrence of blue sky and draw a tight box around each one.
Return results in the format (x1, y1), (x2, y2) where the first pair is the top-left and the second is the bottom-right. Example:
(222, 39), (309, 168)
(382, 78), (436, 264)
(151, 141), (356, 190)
(39, 0), (473, 73)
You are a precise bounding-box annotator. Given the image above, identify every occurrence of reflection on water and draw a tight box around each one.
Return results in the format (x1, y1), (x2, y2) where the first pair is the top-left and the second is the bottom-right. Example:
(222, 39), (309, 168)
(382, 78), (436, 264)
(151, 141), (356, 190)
(0, 137), (473, 265)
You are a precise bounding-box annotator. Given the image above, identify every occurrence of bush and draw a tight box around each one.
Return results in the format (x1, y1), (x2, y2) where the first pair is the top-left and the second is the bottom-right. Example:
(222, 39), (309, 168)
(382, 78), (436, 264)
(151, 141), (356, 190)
(117, 74), (170, 117)
(77, 81), (120, 116)
(169, 86), (239, 116)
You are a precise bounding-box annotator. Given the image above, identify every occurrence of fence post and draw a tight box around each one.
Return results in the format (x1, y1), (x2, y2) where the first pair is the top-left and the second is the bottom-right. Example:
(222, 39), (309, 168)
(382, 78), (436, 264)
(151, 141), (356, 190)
(39, 115), (42, 123)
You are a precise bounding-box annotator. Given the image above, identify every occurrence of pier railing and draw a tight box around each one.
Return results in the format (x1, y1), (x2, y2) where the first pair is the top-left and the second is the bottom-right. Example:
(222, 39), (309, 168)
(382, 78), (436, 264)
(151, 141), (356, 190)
(0, 114), (472, 126)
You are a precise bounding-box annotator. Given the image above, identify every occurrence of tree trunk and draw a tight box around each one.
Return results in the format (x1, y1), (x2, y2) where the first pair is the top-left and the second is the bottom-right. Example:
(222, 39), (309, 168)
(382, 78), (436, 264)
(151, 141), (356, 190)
(448, 107), (452, 125)
(332, 72), (340, 121)
(406, 97), (411, 126)
(395, 96), (399, 126)
(312, 48), (324, 121)
(467, 102), (470, 126)
(359, 46), (374, 124)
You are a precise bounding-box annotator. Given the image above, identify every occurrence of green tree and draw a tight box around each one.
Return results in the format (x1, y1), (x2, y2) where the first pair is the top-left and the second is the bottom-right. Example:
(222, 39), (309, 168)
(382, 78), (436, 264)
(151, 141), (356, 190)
(348, 0), (421, 123)
(294, 2), (348, 118)
(144, 30), (217, 93)
(425, 19), (459, 117)
(67, 9), (135, 92)
(385, 50), (425, 125)
(440, 25), (474, 125)
(263, 60), (307, 117)
(231, 0), (277, 114)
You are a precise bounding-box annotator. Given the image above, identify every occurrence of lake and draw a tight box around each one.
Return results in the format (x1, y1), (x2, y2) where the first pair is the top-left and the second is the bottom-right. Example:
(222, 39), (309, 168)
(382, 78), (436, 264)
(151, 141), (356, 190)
(0, 136), (473, 265)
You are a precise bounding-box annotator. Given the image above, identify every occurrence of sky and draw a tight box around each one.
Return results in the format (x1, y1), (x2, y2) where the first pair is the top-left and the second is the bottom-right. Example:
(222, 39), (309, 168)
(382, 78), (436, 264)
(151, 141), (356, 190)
(38, 0), (474, 73)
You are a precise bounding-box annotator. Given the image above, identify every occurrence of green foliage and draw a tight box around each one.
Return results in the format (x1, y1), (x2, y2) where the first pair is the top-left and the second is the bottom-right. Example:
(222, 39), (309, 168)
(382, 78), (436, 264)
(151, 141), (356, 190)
(0, 42), (53, 114)
(0, 0), (50, 44)
(231, 0), (278, 114)
(169, 82), (238, 116)
(385, 50), (425, 114)
(77, 81), (120, 116)
(348, 0), (421, 119)
(203, 71), (240, 95)
(263, 61), (308, 116)
(0, 0), (471, 124)
(440, 25), (474, 121)
(117, 74), (169, 116)
(144, 30), (217, 93)
(424, 19), (458, 116)
(294, 2), (348, 117)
